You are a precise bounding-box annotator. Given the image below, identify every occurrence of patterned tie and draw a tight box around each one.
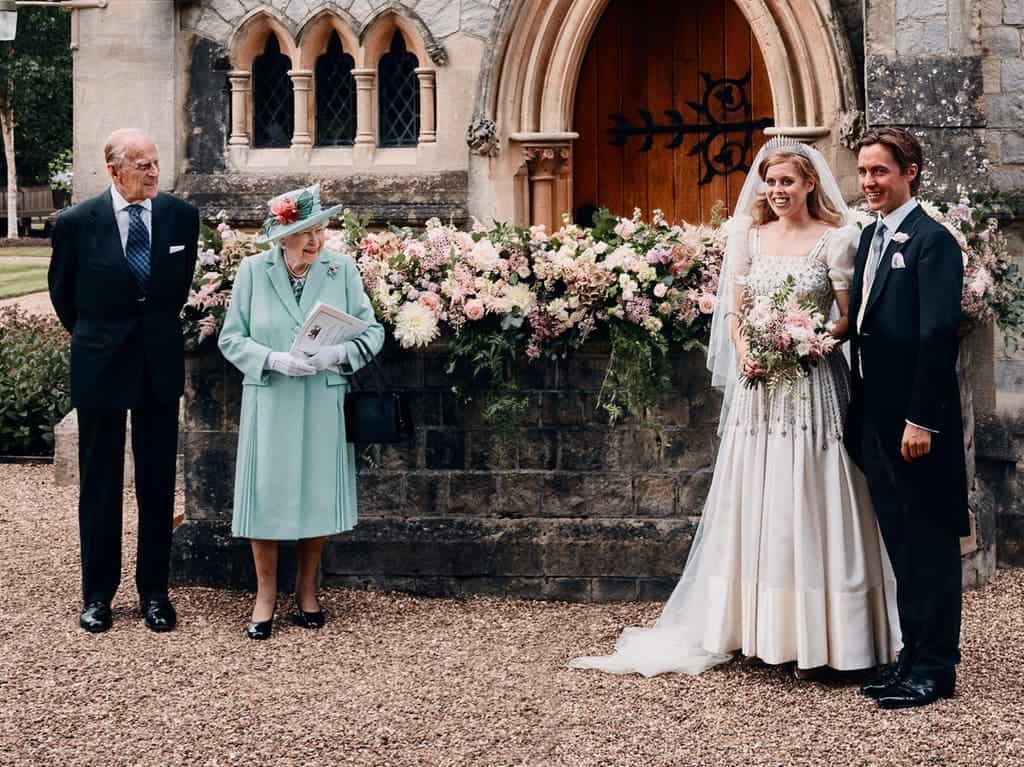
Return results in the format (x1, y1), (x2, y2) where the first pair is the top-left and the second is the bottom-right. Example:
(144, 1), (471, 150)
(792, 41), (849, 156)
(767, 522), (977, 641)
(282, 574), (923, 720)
(125, 204), (151, 292)
(857, 221), (887, 333)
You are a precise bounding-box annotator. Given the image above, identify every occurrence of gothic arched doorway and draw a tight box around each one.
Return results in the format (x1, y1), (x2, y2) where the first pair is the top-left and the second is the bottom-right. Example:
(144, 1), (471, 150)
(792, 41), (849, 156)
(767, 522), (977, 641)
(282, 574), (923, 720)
(572, 0), (774, 225)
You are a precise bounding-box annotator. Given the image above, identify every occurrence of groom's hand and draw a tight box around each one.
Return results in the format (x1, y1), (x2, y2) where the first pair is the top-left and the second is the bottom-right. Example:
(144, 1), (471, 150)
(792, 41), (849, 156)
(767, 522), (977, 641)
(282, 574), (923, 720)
(901, 423), (932, 462)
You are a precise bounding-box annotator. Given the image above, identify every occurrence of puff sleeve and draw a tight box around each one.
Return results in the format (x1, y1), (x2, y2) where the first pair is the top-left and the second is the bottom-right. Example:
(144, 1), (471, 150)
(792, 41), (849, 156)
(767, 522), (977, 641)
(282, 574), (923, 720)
(823, 224), (859, 291)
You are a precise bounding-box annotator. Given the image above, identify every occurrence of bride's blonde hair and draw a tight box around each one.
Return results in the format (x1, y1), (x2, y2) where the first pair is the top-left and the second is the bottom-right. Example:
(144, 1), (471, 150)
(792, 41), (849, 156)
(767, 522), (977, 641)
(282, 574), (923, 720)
(751, 151), (843, 226)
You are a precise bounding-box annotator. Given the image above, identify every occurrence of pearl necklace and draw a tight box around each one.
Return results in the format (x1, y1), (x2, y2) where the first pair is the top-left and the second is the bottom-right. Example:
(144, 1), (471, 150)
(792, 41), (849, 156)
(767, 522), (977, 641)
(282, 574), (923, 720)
(284, 256), (312, 279)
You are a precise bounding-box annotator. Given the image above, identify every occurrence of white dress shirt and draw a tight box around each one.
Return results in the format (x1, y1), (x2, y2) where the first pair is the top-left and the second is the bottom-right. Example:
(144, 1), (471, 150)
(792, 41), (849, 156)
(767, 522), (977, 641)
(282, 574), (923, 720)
(110, 184), (152, 255)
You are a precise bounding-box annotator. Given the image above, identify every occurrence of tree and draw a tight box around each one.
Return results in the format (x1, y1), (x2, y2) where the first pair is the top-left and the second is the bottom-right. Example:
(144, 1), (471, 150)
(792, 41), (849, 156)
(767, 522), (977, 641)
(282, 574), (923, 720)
(0, 6), (73, 238)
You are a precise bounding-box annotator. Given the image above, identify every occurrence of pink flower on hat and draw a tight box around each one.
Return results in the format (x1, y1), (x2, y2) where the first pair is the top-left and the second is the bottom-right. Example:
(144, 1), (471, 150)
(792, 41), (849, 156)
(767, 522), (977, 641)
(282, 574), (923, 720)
(270, 196), (300, 225)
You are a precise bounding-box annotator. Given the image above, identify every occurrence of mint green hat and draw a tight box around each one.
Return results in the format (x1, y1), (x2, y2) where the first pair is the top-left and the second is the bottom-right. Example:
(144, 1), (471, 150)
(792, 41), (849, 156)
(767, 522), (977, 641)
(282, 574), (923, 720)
(257, 183), (344, 243)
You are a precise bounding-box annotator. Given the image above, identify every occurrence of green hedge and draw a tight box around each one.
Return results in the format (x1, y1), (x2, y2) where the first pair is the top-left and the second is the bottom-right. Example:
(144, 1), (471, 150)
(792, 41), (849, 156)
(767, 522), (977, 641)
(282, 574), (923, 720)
(0, 307), (71, 456)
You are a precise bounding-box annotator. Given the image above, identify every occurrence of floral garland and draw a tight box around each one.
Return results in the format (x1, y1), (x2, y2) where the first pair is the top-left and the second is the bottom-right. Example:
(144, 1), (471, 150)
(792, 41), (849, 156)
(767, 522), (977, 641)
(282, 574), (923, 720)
(182, 195), (1022, 418)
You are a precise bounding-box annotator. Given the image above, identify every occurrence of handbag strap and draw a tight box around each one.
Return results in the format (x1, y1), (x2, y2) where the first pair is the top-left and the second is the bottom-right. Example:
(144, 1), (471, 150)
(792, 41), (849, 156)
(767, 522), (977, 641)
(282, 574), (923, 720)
(350, 336), (387, 395)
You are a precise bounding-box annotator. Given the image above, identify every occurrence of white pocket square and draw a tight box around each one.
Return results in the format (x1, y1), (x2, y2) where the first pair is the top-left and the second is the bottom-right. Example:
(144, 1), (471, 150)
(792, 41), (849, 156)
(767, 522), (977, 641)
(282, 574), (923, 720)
(169, 244), (186, 254)
(891, 252), (906, 269)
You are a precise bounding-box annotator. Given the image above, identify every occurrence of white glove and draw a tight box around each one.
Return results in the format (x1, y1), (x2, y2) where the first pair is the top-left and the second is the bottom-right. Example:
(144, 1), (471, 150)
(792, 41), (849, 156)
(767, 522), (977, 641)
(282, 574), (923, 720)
(304, 344), (347, 372)
(265, 351), (316, 377)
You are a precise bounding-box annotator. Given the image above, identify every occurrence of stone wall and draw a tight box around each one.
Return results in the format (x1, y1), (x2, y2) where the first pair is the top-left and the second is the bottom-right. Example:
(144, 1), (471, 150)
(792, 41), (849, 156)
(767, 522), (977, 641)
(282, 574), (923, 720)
(173, 343), (721, 601)
(172, 336), (997, 600)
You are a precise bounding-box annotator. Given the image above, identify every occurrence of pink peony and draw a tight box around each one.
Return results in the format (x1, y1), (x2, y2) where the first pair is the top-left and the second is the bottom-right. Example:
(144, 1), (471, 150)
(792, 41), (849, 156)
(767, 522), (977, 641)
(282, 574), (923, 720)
(653, 283), (668, 298)
(418, 292), (442, 314)
(464, 299), (485, 321)
(697, 293), (717, 314)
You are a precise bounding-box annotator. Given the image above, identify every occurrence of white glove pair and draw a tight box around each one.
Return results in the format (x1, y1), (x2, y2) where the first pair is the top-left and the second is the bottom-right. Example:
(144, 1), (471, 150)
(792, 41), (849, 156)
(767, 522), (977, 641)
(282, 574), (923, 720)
(265, 345), (348, 377)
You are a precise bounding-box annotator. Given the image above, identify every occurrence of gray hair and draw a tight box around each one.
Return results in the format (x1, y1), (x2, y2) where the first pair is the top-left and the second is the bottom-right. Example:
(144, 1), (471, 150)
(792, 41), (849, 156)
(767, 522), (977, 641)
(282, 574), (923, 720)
(104, 129), (157, 166)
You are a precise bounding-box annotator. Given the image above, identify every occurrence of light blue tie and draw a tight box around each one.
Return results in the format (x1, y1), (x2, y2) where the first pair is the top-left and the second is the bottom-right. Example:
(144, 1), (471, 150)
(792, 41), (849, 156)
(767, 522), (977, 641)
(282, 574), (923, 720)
(863, 221), (887, 298)
(125, 204), (151, 292)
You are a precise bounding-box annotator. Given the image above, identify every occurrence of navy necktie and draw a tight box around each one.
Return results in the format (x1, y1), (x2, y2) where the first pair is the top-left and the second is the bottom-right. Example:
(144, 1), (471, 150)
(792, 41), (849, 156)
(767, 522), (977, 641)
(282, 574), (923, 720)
(125, 204), (151, 292)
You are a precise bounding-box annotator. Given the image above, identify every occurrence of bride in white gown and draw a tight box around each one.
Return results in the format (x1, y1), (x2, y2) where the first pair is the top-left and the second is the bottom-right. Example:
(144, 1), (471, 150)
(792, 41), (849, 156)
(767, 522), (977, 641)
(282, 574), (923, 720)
(571, 138), (900, 677)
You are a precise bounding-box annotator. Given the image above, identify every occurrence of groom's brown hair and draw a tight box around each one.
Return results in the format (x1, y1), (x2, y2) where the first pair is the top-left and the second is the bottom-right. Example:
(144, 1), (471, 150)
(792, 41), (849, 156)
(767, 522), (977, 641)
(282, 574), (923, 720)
(856, 127), (924, 195)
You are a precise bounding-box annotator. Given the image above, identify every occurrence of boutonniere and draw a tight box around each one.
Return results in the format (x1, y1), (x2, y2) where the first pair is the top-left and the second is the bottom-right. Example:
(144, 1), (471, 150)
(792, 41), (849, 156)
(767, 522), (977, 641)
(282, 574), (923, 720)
(891, 232), (911, 244)
(326, 261), (340, 279)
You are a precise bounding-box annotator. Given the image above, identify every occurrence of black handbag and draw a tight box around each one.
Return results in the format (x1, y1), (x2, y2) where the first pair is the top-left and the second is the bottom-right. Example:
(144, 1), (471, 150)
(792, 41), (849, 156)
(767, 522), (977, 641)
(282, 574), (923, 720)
(343, 337), (414, 444)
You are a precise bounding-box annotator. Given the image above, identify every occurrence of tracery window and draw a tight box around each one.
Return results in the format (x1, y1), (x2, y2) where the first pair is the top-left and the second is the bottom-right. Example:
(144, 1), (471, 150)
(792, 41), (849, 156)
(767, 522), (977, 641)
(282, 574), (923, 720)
(315, 32), (357, 147)
(377, 32), (420, 148)
(252, 34), (294, 148)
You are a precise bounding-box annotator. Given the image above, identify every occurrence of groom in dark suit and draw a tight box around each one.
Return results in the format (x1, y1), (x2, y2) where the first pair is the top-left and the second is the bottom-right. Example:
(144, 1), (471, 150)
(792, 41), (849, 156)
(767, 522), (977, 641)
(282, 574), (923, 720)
(48, 129), (199, 633)
(845, 128), (968, 708)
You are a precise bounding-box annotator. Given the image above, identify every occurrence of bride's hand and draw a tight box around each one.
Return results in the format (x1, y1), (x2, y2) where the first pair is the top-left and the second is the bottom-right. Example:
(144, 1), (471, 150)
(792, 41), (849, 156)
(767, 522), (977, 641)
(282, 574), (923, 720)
(741, 355), (767, 380)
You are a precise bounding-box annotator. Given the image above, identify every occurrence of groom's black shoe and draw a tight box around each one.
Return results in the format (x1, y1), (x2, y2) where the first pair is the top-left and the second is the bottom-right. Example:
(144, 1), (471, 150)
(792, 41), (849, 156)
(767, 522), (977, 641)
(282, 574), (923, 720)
(141, 596), (177, 633)
(80, 600), (112, 633)
(877, 671), (955, 709)
(861, 664), (905, 699)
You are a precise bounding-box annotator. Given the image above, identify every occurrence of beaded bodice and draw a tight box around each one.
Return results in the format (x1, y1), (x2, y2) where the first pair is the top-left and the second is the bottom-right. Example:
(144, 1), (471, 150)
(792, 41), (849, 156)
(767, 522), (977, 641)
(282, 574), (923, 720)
(746, 229), (834, 315)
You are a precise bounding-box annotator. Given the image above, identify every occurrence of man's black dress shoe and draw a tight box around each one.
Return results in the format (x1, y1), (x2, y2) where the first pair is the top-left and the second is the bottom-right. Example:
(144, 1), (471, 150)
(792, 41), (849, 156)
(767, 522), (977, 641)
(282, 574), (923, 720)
(877, 673), (955, 709)
(862, 664), (904, 699)
(80, 601), (112, 633)
(141, 597), (177, 632)
(291, 597), (326, 629)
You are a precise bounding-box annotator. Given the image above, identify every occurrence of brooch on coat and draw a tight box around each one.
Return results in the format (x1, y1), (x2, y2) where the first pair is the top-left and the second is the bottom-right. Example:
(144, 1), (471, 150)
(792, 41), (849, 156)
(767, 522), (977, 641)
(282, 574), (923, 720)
(326, 261), (340, 279)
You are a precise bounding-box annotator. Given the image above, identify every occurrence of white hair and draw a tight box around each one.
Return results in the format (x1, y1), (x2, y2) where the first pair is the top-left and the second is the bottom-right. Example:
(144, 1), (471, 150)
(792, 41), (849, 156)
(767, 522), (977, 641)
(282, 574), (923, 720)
(104, 129), (157, 166)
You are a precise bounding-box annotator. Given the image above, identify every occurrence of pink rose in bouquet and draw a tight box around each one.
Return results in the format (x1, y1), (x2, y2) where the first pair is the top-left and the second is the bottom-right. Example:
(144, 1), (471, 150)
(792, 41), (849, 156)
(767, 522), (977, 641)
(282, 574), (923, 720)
(464, 298), (486, 321)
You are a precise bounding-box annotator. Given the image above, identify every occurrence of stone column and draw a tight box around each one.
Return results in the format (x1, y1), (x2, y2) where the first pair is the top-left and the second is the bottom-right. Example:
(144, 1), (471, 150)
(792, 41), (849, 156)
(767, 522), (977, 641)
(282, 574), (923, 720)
(353, 69), (376, 145)
(414, 68), (436, 144)
(352, 68), (376, 164)
(227, 71), (251, 147)
(288, 69), (313, 147)
(522, 143), (573, 234)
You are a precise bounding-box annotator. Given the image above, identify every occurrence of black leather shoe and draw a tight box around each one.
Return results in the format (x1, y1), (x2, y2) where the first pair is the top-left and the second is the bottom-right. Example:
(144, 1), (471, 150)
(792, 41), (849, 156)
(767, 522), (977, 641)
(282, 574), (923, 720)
(141, 597), (177, 633)
(291, 598), (326, 630)
(80, 601), (112, 633)
(246, 615), (275, 640)
(862, 664), (904, 698)
(877, 673), (955, 709)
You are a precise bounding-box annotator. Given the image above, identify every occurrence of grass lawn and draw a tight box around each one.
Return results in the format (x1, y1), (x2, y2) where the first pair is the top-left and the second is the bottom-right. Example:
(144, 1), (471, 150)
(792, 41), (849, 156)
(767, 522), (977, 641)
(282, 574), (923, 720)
(0, 246), (51, 259)
(0, 262), (49, 299)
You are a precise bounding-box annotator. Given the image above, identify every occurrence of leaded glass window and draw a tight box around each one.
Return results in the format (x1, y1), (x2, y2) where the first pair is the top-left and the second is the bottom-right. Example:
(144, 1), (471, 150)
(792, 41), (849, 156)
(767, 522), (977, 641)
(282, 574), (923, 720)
(252, 34), (293, 148)
(378, 32), (420, 148)
(315, 33), (356, 147)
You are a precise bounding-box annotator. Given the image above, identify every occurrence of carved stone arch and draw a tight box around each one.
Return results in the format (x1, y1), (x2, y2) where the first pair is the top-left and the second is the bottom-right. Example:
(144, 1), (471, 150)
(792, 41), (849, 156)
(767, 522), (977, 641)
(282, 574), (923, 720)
(478, 0), (862, 228)
(229, 9), (299, 71)
(297, 9), (361, 69)
(486, 0), (858, 136)
(360, 8), (432, 68)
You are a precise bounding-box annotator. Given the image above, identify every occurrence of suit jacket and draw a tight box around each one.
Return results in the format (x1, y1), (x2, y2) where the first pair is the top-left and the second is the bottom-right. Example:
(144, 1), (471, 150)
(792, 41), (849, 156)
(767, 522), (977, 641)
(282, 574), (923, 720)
(48, 189), (200, 409)
(844, 203), (970, 535)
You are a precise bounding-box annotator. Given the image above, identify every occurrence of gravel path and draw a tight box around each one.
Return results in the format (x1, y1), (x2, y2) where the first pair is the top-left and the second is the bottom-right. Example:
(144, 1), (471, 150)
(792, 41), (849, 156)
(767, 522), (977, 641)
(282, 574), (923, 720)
(0, 290), (55, 315)
(2, 463), (1022, 766)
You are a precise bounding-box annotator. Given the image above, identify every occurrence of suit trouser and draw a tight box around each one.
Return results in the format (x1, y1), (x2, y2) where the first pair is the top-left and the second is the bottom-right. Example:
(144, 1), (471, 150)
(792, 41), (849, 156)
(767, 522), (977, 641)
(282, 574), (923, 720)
(77, 398), (179, 603)
(861, 428), (962, 676)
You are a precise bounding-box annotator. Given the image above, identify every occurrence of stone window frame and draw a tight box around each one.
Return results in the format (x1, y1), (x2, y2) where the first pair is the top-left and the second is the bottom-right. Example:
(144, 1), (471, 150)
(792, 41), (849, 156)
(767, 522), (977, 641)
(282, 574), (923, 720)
(226, 9), (438, 169)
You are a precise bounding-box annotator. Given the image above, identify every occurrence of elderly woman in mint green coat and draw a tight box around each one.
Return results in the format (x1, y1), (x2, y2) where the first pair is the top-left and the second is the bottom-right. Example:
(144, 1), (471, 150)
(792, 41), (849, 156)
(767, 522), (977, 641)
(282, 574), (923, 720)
(218, 184), (383, 640)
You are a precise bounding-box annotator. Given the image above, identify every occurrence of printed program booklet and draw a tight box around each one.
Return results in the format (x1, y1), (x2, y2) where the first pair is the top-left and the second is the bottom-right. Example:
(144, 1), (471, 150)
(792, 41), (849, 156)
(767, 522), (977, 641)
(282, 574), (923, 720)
(289, 302), (369, 359)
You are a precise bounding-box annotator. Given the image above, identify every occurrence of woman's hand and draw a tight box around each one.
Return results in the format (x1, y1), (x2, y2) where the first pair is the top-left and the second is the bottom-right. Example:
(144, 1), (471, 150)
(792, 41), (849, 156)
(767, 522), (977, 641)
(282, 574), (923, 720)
(305, 345), (348, 372)
(266, 351), (316, 377)
(741, 355), (767, 381)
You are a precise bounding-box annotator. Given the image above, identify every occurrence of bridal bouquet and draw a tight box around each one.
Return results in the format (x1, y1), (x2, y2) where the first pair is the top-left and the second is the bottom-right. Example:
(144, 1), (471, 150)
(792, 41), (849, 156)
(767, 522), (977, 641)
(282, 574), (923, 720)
(737, 276), (838, 390)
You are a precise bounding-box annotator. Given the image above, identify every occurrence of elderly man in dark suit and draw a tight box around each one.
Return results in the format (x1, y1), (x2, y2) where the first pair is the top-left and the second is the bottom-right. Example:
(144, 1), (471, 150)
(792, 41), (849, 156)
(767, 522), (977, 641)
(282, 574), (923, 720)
(48, 128), (199, 633)
(844, 127), (968, 709)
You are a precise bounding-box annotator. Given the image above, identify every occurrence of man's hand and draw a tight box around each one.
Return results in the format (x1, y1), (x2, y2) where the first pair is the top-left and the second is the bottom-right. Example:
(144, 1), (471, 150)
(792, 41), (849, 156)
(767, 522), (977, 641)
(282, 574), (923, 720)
(900, 423), (932, 462)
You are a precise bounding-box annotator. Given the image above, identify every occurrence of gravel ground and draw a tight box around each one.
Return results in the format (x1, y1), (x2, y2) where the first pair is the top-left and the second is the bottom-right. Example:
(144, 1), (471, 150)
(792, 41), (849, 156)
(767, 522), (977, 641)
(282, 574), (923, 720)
(2, 464), (1022, 767)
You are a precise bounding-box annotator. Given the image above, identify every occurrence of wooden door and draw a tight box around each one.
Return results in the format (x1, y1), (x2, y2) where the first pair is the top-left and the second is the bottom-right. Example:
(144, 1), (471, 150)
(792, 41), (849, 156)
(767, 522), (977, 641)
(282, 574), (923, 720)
(572, 0), (774, 225)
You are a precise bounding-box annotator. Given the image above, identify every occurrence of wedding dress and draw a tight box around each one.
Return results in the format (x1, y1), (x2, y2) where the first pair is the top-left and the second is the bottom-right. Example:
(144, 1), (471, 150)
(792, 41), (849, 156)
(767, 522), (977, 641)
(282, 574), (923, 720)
(571, 219), (901, 678)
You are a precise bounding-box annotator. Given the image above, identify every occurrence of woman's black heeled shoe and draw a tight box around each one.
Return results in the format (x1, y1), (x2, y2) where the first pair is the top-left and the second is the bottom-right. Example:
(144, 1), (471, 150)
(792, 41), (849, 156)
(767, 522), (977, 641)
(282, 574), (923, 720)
(291, 598), (326, 629)
(246, 605), (276, 640)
